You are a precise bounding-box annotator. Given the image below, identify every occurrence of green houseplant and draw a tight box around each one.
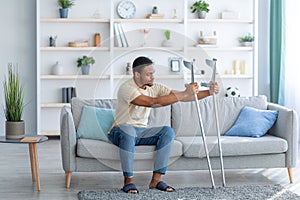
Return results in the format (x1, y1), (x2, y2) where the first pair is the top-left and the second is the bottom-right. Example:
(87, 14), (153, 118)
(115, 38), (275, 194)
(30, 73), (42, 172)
(162, 30), (173, 47)
(190, 0), (210, 19)
(3, 64), (25, 139)
(239, 34), (254, 46)
(58, 0), (75, 18)
(165, 30), (171, 40)
(77, 56), (95, 75)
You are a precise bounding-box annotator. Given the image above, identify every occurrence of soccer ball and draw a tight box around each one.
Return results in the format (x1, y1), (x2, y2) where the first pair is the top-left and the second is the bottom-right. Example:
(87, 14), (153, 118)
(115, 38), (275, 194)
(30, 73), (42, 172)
(225, 86), (240, 97)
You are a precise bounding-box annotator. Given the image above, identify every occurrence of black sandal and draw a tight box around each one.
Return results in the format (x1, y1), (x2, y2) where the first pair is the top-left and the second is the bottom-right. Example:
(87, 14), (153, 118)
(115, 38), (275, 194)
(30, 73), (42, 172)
(122, 183), (139, 194)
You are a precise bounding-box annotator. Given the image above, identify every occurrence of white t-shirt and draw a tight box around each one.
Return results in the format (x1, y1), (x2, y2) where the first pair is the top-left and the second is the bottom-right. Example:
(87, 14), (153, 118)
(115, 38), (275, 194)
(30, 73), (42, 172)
(113, 79), (171, 127)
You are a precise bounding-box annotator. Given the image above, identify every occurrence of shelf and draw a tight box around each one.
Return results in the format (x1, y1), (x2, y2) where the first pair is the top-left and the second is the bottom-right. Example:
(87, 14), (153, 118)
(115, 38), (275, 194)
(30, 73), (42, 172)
(221, 74), (253, 79)
(188, 19), (254, 24)
(113, 74), (186, 79)
(41, 103), (70, 108)
(38, 0), (257, 137)
(40, 131), (60, 136)
(113, 46), (184, 51)
(40, 18), (110, 23)
(113, 74), (252, 79)
(115, 18), (253, 24)
(41, 46), (251, 52)
(40, 75), (110, 80)
(40, 47), (109, 51)
(41, 74), (251, 80)
(40, 18), (253, 24)
(188, 46), (253, 52)
(114, 18), (183, 23)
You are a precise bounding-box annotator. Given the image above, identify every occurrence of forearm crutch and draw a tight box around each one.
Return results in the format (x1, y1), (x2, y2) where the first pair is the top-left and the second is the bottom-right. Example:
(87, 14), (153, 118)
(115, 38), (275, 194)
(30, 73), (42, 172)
(205, 58), (226, 187)
(183, 60), (216, 189)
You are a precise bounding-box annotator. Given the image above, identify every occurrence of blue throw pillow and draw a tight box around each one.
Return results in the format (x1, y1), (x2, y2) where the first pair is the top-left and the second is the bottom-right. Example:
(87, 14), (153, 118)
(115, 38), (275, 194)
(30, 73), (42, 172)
(225, 106), (279, 138)
(77, 105), (115, 142)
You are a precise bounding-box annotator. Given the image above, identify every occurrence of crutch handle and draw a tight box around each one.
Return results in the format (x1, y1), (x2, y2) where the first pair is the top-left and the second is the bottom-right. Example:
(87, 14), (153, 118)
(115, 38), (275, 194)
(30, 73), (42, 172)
(200, 82), (210, 87)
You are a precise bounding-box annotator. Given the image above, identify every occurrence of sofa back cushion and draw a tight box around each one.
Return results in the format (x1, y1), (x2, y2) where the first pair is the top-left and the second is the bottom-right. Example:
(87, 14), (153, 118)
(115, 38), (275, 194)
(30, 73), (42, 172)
(71, 98), (171, 130)
(72, 98), (118, 130)
(172, 95), (268, 137)
(148, 106), (171, 127)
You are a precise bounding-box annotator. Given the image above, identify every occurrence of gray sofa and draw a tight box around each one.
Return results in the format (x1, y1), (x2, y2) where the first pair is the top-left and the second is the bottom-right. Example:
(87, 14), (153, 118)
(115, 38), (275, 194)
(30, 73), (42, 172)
(60, 95), (298, 188)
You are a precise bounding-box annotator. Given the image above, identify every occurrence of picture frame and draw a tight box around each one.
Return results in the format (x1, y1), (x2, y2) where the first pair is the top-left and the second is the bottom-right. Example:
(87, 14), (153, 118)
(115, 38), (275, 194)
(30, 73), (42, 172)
(169, 57), (181, 72)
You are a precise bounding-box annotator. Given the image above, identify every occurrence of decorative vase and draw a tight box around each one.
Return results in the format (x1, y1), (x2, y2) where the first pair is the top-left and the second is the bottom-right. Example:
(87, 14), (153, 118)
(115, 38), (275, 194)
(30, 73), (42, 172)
(198, 11), (207, 19)
(81, 65), (90, 75)
(5, 121), (25, 139)
(59, 8), (69, 18)
(52, 61), (63, 75)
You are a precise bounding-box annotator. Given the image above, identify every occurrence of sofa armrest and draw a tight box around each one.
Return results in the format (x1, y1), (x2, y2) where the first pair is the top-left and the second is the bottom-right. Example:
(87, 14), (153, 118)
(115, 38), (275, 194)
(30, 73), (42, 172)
(60, 106), (77, 172)
(268, 103), (299, 167)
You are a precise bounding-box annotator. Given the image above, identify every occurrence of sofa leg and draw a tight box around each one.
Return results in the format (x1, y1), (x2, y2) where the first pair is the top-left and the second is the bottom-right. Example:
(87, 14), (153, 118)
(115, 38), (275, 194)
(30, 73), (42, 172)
(287, 168), (293, 183)
(66, 172), (72, 188)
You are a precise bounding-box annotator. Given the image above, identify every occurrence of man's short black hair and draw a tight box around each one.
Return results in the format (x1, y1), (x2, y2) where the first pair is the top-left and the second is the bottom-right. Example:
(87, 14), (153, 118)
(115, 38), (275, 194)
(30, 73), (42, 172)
(132, 56), (153, 73)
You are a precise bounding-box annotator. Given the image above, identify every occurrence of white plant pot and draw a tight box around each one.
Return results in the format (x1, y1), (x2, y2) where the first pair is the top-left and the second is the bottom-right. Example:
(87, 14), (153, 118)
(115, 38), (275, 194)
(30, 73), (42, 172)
(241, 42), (253, 47)
(198, 11), (207, 19)
(162, 40), (173, 47)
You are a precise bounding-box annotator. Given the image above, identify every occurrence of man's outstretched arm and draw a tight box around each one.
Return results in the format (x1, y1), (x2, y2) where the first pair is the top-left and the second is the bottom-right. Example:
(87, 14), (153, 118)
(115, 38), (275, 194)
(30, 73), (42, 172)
(131, 82), (218, 107)
(130, 83), (198, 107)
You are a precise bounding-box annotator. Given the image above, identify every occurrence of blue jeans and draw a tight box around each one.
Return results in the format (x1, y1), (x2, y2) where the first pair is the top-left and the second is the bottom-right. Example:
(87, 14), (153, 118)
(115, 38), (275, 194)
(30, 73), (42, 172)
(108, 124), (175, 177)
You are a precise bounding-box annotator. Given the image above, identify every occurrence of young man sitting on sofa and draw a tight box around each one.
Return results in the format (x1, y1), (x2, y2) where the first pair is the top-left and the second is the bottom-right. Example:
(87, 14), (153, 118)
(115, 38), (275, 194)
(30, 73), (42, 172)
(108, 56), (219, 194)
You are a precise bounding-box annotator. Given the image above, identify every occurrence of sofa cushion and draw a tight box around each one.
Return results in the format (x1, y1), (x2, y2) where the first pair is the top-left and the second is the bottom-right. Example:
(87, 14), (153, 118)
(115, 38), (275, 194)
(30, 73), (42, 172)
(225, 106), (279, 137)
(148, 106), (171, 127)
(77, 105), (115, 141)
(72, 98), (117, 130)
(176, 135), (288, 158)
(172, 95), (268, 137)
(77, 139), (182, 160)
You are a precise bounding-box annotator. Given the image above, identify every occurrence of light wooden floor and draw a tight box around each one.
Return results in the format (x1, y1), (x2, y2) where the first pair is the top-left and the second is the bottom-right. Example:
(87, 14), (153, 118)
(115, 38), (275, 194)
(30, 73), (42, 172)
(0, 138), (299, 200)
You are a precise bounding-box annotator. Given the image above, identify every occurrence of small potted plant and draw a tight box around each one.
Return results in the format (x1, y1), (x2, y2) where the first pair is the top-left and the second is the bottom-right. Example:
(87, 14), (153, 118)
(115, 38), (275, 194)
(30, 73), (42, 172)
(77, 55), (95, 75)
(190, 0), (210, 19)
(3, 64), (25, 139)
(239, 34), (254, 46)
(58, 0), (75, 18)
(152, 6), (158, 14)
(162, 30), (173, 47)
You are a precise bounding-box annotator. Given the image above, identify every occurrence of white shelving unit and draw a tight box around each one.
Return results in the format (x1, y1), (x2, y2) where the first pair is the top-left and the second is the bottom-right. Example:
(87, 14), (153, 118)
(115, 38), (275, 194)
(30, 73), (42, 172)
(37, 0), (257, 136)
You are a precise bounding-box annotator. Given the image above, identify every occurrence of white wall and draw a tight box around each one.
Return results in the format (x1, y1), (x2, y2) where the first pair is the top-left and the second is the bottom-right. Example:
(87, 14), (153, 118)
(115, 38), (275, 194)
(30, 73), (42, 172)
(257, 0), (270, 99)
(0, 0), (269, 136)
(0, 0), (37, 136)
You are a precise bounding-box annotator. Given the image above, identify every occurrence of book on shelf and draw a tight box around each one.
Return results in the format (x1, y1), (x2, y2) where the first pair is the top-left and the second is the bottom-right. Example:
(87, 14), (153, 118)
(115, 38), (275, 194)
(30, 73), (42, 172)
(146, 14), (164, 19)
(118, 23), (129, 47)
(114, 23), (122, 47)
(62, 87), (76, 103)
(114, 23), (129, 47)
(116, 23), (128, 47)
(21, 136), (42, 143)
